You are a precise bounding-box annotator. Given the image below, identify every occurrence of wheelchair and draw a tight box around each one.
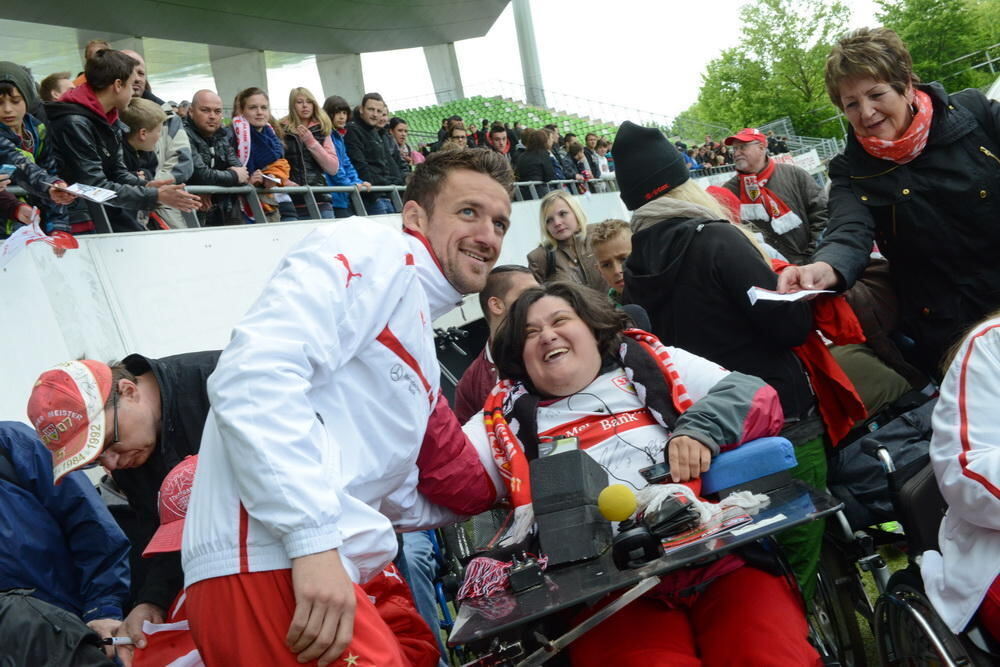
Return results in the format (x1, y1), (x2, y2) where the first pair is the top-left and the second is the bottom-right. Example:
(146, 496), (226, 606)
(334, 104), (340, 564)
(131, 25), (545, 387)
(810, 426), (1000, 667)
(863, 443), (1000, 666)
(436, 437), (845, 666)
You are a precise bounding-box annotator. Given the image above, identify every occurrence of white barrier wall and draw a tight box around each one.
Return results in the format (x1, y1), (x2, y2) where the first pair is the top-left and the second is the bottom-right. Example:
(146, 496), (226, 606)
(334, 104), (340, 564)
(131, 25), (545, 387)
(0, 192), (630, 423)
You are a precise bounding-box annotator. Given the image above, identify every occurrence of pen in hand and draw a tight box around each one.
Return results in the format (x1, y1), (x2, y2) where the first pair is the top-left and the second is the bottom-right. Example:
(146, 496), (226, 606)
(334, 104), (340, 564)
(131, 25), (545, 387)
(102, 637), (135, 646)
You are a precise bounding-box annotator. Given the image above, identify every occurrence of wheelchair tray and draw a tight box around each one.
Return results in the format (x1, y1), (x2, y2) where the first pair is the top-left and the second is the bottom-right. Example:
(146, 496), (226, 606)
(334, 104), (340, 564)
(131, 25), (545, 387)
(449, 480), (842, 646)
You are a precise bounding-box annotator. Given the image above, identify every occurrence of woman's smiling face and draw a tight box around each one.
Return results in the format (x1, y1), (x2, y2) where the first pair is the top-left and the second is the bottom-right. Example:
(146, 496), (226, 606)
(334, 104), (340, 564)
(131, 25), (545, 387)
(839, 76), (914, 141)
(522, 296), (602, 397)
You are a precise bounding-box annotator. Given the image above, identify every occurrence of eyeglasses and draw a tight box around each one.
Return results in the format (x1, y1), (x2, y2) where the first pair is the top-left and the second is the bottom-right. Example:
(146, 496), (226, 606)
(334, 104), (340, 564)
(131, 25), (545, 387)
(110, 390), (121, 447)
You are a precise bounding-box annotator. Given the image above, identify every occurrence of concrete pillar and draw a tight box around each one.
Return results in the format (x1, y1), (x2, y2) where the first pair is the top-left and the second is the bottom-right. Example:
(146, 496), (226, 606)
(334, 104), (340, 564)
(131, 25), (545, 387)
(315, 53), (365, 106)
(423, 43), (464, 104)
(110, 37), (145, 57)
(209, 46), (268, 114)
(513, 0), (547, 108)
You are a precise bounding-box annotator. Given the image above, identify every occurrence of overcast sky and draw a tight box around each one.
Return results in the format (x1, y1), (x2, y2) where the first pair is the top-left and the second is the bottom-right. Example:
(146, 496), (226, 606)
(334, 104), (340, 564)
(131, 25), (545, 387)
(152, 0), (880, 122)
(358, 0), (880, 120)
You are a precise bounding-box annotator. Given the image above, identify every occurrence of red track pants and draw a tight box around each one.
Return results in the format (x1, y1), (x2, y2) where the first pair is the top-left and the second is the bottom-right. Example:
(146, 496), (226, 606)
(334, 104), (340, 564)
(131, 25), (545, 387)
(981, 575), (1000, 643)
(568, 565), (822, 666)
(186, 564), (439, 667)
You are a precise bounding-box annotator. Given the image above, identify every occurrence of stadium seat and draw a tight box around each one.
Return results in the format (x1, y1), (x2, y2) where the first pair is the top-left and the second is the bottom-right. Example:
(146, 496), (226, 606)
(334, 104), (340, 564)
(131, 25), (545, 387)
(394, 95), (619, 141)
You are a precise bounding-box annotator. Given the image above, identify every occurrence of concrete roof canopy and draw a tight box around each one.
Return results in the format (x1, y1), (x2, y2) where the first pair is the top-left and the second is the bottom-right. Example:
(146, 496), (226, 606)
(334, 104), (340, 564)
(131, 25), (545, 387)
(3, 0), (510, 55)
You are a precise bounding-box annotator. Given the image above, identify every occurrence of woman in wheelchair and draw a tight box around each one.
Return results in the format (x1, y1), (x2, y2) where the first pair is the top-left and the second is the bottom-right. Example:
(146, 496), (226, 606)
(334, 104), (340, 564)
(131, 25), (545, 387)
(463, 280), (821, 665)
(923, 313), (1000, 645)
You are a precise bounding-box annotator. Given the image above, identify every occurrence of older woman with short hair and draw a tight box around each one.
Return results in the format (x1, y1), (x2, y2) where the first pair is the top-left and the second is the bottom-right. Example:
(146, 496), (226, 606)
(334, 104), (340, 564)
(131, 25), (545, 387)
(780, 27), (1000, 377)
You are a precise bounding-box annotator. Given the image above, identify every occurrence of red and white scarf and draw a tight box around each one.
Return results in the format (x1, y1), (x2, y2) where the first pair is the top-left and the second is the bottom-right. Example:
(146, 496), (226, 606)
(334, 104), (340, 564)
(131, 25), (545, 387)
(856, 88), (933, 165)
(231, 115), (252, 166)
(737, 158), (802, 235)
(484, 329), (694, 512)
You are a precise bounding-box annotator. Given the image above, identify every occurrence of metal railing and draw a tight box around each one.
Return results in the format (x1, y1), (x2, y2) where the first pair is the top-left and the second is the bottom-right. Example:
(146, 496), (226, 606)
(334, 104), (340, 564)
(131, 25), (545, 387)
(9, 176), (621, 234)
(690, 163), (737, 177)
(755, 116), (845, 161)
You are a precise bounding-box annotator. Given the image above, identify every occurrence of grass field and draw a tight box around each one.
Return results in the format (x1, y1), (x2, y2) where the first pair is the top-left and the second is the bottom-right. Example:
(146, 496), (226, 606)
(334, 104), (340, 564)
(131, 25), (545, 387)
(855, 544), (910, 664)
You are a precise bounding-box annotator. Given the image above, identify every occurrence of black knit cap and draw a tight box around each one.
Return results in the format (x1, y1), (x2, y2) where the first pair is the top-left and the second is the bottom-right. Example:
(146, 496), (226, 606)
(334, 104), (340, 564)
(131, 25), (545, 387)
(612, 121), (690, 211)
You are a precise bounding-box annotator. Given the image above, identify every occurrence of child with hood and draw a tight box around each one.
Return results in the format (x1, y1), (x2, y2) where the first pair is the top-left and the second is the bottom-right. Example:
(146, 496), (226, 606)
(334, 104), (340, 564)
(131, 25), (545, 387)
(0, 62), (74, 237)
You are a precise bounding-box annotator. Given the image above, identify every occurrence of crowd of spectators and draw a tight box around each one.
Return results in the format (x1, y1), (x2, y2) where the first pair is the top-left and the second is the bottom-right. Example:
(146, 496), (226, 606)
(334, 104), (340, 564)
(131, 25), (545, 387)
(674, 131), (792, 172)
(5, 25), (1000, 667)
(0, 40), (631, 240)
(0, 38), (807, 242)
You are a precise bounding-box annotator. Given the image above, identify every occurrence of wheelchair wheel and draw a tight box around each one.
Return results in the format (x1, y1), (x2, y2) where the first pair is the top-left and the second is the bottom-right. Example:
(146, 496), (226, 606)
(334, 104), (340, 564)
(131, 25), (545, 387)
(812, 537), (869, 666)
(872, 569), (976, 666)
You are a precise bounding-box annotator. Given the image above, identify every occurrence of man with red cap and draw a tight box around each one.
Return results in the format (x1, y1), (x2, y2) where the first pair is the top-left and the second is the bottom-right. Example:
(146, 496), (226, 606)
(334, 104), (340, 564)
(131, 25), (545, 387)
(27, 350), (221, 652)
(721, 127), (828, 264)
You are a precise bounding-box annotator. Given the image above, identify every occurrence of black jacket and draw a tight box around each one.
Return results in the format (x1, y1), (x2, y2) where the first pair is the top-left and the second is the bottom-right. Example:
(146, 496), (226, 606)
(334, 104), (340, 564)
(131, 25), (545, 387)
(380, 129), (408, 183)
(624, 214), (815, 421)
(121, 144), (157, 183)
(284, 125), (332, 203)
(184, 118), (241, 224)
(110, 351), (220, 611)
(45, 100), (158, 232)
(184, 118), (241, 187)
(551, 145), (576, 181)
(584, 147), (601, 178)
(815, 82), (1000, 374)
(121, 144), (158, 227)
(345, 112), (404, 193)
(0, 590), (114, 667)
(514, 149), (555, 199)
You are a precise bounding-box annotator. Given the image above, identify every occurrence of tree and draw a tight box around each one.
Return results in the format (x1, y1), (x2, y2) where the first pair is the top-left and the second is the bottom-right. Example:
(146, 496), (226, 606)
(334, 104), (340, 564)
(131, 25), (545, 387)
(967, 0), (1000, 47)
(877, 0), (990, 90)
(675, 0), (850, 141)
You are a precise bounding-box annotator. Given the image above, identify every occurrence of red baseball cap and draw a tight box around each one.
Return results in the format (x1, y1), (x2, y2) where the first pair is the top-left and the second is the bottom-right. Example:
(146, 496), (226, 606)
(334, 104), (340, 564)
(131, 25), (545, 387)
(143, 455), (198, 557)
(724, 128), (767, 146)
(27, 360), (113, 483)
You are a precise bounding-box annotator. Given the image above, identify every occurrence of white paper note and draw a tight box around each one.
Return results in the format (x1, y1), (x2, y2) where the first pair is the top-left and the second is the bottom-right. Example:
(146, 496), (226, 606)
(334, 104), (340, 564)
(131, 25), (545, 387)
(747, 286), (833, 305)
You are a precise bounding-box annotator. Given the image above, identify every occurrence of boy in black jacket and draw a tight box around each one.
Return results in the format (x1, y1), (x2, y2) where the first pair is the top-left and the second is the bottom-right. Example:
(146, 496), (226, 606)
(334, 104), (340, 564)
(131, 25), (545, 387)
(120, 98), (166, 229)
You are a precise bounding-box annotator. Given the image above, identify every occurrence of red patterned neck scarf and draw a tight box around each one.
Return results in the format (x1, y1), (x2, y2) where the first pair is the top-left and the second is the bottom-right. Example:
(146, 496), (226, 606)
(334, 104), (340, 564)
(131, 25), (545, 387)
(483, 329), (694, 511)
(737, 157), (803, 235)
(856, 88), (933, 165)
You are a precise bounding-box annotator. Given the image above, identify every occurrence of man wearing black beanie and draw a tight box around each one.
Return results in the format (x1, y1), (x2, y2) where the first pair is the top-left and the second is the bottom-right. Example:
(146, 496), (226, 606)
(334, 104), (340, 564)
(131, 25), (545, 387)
(612, 121), (690, 211)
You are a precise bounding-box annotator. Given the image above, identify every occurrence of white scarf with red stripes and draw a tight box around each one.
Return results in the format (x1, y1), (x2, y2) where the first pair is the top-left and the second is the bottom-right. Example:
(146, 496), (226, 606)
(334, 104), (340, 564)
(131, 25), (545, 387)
(737, 158), (803, 235)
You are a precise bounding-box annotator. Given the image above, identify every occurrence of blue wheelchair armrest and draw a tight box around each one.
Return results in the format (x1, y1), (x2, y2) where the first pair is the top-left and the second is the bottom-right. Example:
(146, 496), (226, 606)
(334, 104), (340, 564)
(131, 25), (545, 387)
(700, 437), (797, 496)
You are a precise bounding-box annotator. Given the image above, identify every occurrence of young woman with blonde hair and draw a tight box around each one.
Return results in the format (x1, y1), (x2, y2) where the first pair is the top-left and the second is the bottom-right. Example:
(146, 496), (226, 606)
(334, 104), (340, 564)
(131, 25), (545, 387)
(279, 86), (339, 219)
(525, 190), (607, 292)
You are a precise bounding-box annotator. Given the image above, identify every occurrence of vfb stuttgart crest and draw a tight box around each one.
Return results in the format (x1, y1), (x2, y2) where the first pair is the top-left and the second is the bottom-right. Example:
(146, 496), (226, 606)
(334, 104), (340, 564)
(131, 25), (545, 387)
(744, 175), (761, 201)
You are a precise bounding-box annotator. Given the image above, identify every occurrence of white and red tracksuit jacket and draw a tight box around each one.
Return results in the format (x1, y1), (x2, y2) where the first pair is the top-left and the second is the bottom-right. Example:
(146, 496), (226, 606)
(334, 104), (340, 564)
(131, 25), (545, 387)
(922, 318), (1000, 633)
(182, 221), (497, 588)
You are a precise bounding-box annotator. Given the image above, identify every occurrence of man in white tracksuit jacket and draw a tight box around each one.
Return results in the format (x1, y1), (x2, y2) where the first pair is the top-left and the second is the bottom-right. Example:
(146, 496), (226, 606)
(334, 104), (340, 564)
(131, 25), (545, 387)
(922, 316), (1000, 640)
(181, 149), (514, 666)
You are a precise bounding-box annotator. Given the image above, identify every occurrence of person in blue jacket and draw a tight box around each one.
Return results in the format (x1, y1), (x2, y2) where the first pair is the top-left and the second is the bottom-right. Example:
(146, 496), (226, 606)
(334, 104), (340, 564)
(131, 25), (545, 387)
(0, 421), (130, 645)
(322, 94), (371, 217)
